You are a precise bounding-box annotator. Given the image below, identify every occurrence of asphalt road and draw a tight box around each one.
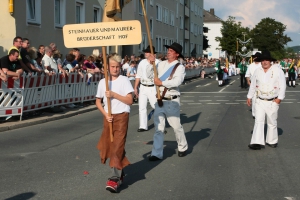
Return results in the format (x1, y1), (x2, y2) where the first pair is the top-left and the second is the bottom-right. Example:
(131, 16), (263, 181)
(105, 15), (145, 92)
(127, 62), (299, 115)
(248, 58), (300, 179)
(1, 75), (300, 200)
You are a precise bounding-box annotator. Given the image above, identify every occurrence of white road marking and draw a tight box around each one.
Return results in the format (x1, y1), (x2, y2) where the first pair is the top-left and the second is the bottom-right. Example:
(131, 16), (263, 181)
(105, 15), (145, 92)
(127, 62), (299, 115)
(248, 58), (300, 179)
(226, 103), (239, 104)
(182, 91), (299, 94)
(196, 83), (211, 87)
(284, 99), (297, 100)
(207, 103), (220, 104)
(214, 96), (226, 97)
(281, 102), (293, 103)
(181, 100), (195, 102)
(181, 96), (195, 97)
(199, 100), (212, 102)
(235, 100), (245, 101)
(199, 96), (211, 97)
(187, 103), (202, 105)
(219, 85), (230, 92)
(217, 100), (229, 101)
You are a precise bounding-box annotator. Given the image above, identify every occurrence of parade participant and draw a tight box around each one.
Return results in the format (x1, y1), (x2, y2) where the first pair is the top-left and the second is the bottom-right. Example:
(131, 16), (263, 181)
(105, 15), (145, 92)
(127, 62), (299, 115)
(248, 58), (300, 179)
(95, 53), (134, 193)
(148, 42), (188, 161)
(247, 50), (286, 150)
(288, 59), (297, 87)
(245, 52), (262, 118)
(134, 45), (160, 132)
(215, 58), (223, 86)
(238, 58), (248, 88)
(127, 60), (137, 102)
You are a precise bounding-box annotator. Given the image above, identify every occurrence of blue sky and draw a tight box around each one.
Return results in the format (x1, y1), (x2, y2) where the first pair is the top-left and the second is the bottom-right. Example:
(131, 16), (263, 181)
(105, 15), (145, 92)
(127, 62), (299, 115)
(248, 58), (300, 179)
(204, 0), (300, 47)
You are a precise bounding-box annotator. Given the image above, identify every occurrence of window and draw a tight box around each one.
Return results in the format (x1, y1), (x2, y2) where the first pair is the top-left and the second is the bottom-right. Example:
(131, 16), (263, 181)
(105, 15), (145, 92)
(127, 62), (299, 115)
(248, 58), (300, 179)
(139, 33), (147, 51)
(150, 18), (153, 39)
(156, 36), (162, 52)
(170, 11), (175, 26)
(156, 4), (162, 21)
(26, 0), (41, 25)
(180, 0), (184, 5)
(199, 8), (203, 17)
(184, 41), (188, 54)
(139, 0), (146, 15)
(179, 16), (183, 29)
(163, 8), (169, 24)
(194, 4), (197, 16)
(150, 0), (153, 6)
(176, 27), (178, 42)
(176, 3), (179, 18)
(55, 0), (66, 27)
(76, 1), (85, 24)
(93, 6), (102, 22)
(191, 22), (194, 33)
(191, 1), (194, 12)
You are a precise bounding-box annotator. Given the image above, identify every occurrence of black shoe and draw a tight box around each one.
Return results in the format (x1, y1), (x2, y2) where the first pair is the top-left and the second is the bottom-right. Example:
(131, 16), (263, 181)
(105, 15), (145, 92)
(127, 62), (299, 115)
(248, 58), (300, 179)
(248, 144), (261, 150)
(148, 155), (161, 161)
(253, 116), (255, 119)
(137, 128), (147, 132)
(266, 143), (278, 148)
(292, 85), (296, 88)
(178, 150), (187, 157)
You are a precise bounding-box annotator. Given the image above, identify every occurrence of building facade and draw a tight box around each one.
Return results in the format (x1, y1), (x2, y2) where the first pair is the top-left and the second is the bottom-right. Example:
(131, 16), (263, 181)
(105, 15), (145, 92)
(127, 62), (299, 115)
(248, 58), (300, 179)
(0, 0), (203, 58)
(203, 8), (222, 59)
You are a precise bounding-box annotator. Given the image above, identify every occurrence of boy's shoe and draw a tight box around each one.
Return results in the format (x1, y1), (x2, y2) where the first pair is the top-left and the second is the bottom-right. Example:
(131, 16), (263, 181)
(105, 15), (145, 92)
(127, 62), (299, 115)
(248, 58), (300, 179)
(106, 176), (121, 193)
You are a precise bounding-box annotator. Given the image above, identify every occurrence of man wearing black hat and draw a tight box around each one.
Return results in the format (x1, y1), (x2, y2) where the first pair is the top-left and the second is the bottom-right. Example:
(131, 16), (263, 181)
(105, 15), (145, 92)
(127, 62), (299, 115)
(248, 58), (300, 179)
(134, 45), (160, 132)
(245, 52), (262, 118)
(147, 42), (188, 161)
(246, 50), (286, 150)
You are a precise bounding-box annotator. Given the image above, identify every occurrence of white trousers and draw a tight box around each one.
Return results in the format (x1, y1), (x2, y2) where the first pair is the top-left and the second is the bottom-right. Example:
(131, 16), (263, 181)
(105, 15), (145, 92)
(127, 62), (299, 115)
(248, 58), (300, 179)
(252, 93), (256, 117)
(138, 84), (156, 130)
(151, 97), (188, 159)
(250, 99), (279, 145)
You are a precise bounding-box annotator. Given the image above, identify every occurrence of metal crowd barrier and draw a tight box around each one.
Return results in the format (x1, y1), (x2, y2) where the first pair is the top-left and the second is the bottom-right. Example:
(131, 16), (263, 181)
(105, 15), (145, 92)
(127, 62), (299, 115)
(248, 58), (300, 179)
(0, 72), (101, 120)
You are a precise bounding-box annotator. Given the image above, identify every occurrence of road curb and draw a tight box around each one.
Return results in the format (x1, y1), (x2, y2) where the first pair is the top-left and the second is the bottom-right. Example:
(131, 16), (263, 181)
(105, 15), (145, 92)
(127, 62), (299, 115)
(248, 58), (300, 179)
(0, 106), (97, 132)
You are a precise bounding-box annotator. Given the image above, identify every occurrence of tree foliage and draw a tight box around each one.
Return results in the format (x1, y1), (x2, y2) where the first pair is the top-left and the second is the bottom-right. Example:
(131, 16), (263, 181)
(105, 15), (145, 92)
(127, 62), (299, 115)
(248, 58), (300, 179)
(216, 16), (292, 60)
(215, 16), (250, 56)
(250, 17), (291, 59)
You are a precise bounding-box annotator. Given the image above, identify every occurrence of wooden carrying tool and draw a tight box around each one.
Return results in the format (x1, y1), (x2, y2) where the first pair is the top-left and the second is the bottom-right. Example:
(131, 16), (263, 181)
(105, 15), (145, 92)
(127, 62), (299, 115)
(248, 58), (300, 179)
(140, 0), (162, 106)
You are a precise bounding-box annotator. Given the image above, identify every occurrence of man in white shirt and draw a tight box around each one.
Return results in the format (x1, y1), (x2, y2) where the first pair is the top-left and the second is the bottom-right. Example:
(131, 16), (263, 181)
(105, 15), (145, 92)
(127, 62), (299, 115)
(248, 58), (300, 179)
(247, 50), (286, 150)
(245, 52), (261, 118)
(148, 42), (188, 160)
(134, 46), (160, 132)
(42, 46), (58, 74)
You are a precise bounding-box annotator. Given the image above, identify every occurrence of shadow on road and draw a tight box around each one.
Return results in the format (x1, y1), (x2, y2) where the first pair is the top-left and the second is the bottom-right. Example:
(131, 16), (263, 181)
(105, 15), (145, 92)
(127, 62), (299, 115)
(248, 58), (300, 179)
(121, 112), (210, 192)
(4, 192), (36, 200)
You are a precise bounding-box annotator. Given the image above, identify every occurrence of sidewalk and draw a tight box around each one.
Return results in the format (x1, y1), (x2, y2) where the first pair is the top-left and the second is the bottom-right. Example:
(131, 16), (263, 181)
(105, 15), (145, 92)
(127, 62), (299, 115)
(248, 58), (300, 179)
(0, 105), (97, 132)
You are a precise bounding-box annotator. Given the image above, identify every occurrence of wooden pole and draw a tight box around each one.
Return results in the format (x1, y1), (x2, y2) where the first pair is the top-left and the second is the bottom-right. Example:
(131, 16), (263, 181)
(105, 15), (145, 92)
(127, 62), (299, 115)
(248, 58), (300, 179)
(102, 46), (114, 142)
(140, 0), (161, 100)
(102, 1), (114, 142)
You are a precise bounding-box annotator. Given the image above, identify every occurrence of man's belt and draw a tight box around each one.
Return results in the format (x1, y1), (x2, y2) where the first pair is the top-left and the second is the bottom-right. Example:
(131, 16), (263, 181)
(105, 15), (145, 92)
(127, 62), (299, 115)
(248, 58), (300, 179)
(141, 83), (154, 87)
(162, 95), (179, 100)
(258, 96), (278, 101)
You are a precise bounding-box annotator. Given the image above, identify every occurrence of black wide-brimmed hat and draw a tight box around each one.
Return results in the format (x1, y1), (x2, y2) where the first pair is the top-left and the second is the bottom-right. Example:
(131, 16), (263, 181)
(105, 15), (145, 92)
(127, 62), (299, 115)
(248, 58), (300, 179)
(252, 52), (261, 61)
(142, 45), (157, 54)
(164, 42), (184, 58)
(255, 50), (276, 62)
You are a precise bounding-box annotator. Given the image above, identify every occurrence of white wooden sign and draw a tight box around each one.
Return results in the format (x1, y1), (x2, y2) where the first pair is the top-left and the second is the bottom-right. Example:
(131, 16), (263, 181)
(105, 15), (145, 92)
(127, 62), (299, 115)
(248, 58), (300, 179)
(63, 20), (142, 48)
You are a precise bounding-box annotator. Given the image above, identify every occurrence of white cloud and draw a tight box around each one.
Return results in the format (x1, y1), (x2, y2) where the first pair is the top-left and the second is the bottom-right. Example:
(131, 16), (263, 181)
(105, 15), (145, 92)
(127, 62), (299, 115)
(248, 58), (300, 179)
(204, 0), (300, 46)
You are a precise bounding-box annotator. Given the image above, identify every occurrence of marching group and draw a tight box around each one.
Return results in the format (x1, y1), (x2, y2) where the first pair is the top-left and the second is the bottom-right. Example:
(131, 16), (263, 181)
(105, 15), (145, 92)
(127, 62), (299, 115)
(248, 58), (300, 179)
(214, 55), (300, 88)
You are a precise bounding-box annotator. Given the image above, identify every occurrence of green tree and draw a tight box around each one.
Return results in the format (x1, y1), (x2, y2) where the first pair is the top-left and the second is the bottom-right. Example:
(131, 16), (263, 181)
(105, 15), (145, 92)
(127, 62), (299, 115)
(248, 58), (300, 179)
(215, 16), (250, 56)
(249, 17), (291, 59)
